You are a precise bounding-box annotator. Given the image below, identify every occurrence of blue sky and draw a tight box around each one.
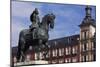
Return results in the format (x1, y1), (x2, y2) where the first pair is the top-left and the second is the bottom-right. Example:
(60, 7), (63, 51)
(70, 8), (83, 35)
(11, 1), (96, 47)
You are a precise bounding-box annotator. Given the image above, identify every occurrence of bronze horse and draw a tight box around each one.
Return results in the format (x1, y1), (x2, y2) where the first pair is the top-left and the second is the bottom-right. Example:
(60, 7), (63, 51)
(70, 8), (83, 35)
(16, 13), (55, 62)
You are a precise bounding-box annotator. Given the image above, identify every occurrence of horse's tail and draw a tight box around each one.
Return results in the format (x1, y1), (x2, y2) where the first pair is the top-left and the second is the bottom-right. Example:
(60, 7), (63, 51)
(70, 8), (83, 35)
(16, 41), (21, 62)
(16, 31), (23, 62)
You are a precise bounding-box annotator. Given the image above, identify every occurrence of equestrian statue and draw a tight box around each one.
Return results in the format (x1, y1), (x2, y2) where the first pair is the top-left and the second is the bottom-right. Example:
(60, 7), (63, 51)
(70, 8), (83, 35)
(16, 8), (56, 62)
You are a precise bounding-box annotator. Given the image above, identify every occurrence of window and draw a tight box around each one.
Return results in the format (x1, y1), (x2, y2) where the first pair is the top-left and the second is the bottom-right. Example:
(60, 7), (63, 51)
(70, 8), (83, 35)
(53, 49), (57, 57)
(91, 54), (96, 61)
(53, 50), (55, 57)
(82, 32), (84, 39)
(89, 54), (92, 61)
(86, 55), (89, 61)
(68, 58), (71, 62)
(81, 55), (88, 62)
(68, 38), (69, 44)
(26, 54), (30, 61)
(77, 37), (80, 40)
(82, 43), (87, 51)
(91, 54), (93, 61)
(61, 48), (64, 56)
(84, 32), (87, 39)
(84, 55), (87, 62)
(81, 56), (84, 62)
(55, 49), (57, 56)
(82, 55), (86, 62)
(93, 54), (96, 61)
(54, 41), (57, 45)
(59, 48), (64, 56)
(72, 58), (77, 62)
(86, 43), (89, 50)
(39, 52), (42, 59)
(82, 45), (84, 51)
(65, 58), (71, 63)
(75, 46), (78, 53)
(13, 57), (17, 63)
(35, 53), (37, 60)
(65, 58), (68, 63)
(67, 37), (72, 44)
(93, 41), (96, 49)
(72, 47), (75, 54)
(68, 47), (71, 54)
(82, 31), (88, 40)
(59, 49), (61, 56)
(59, 59), (64, 63)
(92, 42), (96, 50)
(66, 48), (68, 55)
(79, 55), (82, 62)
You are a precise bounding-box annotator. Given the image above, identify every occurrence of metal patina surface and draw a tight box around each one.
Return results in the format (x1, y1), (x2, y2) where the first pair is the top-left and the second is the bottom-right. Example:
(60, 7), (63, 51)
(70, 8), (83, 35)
(16, 8), (56, 64)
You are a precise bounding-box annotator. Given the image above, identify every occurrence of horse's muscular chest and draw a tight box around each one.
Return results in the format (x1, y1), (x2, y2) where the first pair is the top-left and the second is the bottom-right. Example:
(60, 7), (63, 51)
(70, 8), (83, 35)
(24, 33), (33, 42)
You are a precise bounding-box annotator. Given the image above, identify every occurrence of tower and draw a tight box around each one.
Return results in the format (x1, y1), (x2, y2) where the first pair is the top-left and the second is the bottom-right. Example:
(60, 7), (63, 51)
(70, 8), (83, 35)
(79, 6), (96, 62)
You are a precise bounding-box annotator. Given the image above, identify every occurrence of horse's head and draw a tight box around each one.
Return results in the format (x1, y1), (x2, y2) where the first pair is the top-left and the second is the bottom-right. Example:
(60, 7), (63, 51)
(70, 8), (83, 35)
(46, 13), (56, 29)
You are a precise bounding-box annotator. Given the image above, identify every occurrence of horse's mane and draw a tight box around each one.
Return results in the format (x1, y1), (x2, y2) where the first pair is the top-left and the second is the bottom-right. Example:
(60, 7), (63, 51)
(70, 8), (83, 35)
(41, 14), (49, 25)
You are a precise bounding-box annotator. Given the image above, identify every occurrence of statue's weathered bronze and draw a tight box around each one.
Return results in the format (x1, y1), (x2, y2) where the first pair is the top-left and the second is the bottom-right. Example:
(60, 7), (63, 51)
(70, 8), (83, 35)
(30, 8), (40, 39)
(16, 8), (56, 62)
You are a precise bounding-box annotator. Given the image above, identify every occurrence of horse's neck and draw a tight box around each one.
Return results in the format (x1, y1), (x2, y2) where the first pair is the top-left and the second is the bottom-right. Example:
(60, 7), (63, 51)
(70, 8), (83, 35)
(40, 21), (49, 31)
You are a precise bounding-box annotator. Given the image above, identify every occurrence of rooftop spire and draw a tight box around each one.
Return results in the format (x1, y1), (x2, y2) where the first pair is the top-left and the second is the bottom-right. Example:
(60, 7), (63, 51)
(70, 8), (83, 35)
(79, 5), (95, 27)
(85, 5), (92, 18)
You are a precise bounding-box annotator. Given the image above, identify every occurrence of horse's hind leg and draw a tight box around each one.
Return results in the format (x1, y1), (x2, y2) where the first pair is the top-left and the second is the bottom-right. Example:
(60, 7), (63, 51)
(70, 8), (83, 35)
(16, 41), (21, 62)
(16, 48), (21, 62)
(43, 42), (49, 60)
(21, 44), (29, 62)
(21, 50), (26, 62)
(36, 39), (43, 60)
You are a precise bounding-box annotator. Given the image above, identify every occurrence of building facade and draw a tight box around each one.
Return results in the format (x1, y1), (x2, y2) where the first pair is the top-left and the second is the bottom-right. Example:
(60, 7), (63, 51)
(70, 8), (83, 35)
(79, 6), (96, 62)
(12, 6), (96, 64)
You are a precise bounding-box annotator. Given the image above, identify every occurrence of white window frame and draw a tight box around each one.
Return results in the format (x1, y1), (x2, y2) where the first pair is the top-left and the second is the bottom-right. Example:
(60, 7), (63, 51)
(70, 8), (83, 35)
(59, 48), (62, 56)
(55, 49), (57, 57)
(39, 52), (42, 59)
(72, 47), (75, 54)
(35, 53), (37, 60)
(68, 47), (71, 54)
(53, 50), (55, 57)
(66, 48), (68, 55)
(61, 48), (64, 56)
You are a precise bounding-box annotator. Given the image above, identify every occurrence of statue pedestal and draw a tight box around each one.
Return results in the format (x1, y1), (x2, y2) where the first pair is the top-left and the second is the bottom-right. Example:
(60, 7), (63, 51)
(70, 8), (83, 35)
(14, 60), (48, 66)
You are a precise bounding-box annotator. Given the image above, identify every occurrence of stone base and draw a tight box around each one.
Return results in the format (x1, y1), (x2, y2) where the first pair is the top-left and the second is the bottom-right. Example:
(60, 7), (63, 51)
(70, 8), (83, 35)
(14, 60), (48, 66)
